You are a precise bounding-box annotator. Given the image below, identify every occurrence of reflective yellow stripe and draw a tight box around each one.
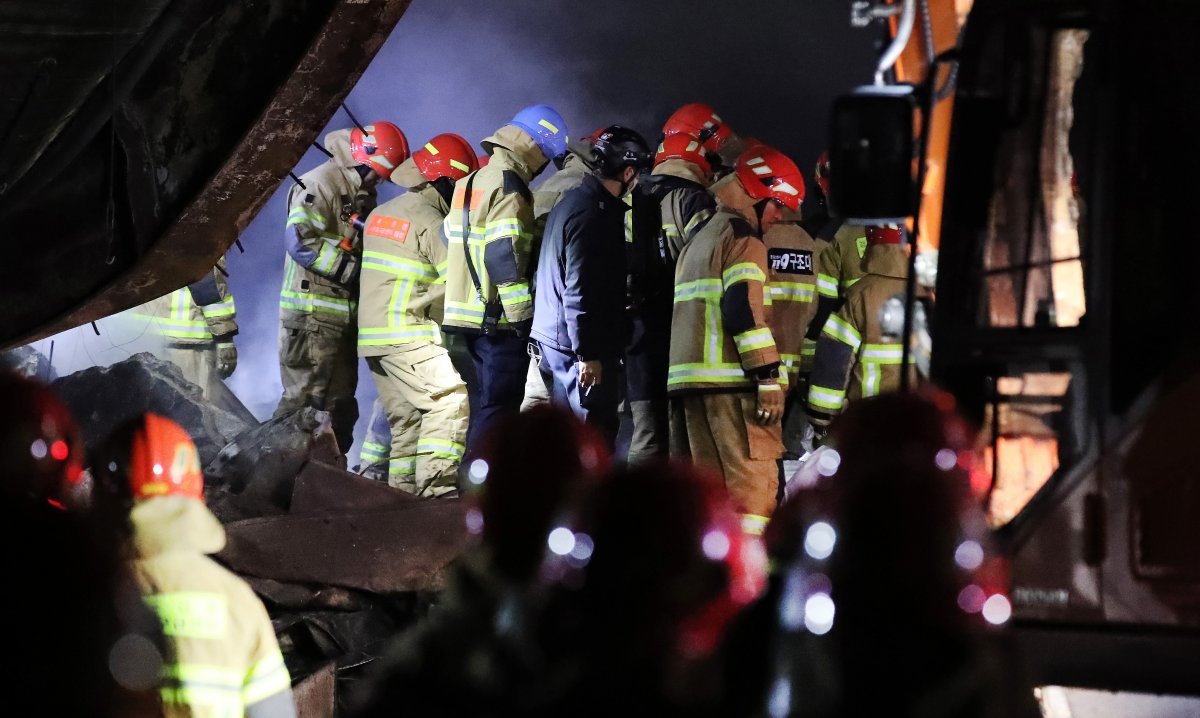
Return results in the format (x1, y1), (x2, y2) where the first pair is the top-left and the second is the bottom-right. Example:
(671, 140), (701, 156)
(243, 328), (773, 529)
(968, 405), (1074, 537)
(449, 158), (471, 173)
(722, 262), (766, 289)
(822, 314), (862, 349)
(733, 327), (776, 354)
(145, 592), (227, 640)
(389, 456), (418, 477)
(537, 118), (560, 134)
(817, 273), (839, 298)
(416, 437), (466, 460)
(423, 142), (439, 155)
(666, 362), (748, 387)
(861, 343), (904, 364)
(287, 206), (327, 230)
(768, 282), (816, 303)
(243, 650), (291, 706)
(362, 251), (439, 281)
(808, 385), (846, 410)
(674, 278), (723, 302)
(741, 514), (770, 536)
(200, 296), (236, 319)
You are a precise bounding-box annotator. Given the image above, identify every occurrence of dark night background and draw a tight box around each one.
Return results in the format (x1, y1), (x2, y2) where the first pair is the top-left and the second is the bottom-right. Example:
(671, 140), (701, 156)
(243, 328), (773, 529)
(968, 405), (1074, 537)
(32, 0), (879, 454)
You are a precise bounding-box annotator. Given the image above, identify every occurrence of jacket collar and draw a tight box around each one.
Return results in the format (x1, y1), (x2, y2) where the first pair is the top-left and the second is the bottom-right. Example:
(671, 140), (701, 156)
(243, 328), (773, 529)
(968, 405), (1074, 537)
(481, 125), (549, 183)
(863, 243), (909, 279)
(324, 128), (365, 191)
(652, 159), (709, 186)
(131, 496), (226, 558)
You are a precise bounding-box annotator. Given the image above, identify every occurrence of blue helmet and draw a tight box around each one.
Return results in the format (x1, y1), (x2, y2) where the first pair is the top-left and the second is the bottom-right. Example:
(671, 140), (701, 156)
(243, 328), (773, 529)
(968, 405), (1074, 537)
(509, 104), (569, 162)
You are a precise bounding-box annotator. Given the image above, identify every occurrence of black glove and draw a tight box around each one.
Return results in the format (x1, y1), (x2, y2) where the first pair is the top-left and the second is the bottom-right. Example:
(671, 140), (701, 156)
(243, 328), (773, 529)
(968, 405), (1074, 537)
(509, 318), (533, 339)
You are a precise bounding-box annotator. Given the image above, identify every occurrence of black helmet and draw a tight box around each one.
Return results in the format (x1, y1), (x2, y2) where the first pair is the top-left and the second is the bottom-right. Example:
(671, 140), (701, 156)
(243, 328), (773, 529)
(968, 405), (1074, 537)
(591, 125), (652, 178)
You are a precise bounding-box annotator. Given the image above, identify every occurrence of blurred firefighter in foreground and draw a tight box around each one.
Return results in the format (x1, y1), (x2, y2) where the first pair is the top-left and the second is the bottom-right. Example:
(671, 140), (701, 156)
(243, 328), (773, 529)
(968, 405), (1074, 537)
(670, 145), (806, 535)
(275, 122), (409, 454)
(357, 133), (476, 494)
(442, 104), (569, 457)
(747, 391), (1037, 718)
(532, 461), (767, 717)
(354, 406), (610, 716)
(625, 130), (718, 464)
(532, 126), (652, 446)
(807, 224), (914, 438)
(94, 414), (296, 718)
(134, 258), (239, 399)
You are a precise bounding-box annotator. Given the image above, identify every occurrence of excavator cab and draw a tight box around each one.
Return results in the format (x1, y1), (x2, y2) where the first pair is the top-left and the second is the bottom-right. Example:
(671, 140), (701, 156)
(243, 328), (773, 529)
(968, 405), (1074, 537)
(836, 0), (1200, 702)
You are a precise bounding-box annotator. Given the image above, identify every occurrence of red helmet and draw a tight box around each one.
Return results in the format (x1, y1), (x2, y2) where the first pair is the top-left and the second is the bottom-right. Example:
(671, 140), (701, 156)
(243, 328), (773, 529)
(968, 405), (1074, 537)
(0, 372), (83, 507)
(815, 150), (831, 196)
(662, 103), (733, 154)
(412, 133), (478, 183)
(124, 414), (204, 502)
(350, 122), (410, 179)
(734, 146), (807, 212)
(654, 133), (712, 177)
(866, 224), (905, 245)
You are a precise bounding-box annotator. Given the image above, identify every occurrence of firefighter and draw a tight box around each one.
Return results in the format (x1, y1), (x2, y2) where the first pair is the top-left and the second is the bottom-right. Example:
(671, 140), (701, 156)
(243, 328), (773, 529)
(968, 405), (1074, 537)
(807, 151), (870, 357)
(274, 122), (409, 455)
(521, 129), (601, 412)
(358, 133), (475, 495)
(626, 134), (718, 463)
(355, 406), (610, 716)
(93, 414), (295, 718)
(807, 224), (912, 436)
(669, 146), (806, 536)
(661, 102), (747, 177)
(531, 126), (650, 446)
(442, 104), (569, 456)
(134, 258), (238, 399)
(0, 371), (84, 509)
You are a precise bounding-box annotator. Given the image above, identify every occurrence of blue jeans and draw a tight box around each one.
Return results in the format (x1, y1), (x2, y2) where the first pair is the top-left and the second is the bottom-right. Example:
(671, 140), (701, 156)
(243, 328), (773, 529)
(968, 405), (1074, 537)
(538, 343), (621, 449)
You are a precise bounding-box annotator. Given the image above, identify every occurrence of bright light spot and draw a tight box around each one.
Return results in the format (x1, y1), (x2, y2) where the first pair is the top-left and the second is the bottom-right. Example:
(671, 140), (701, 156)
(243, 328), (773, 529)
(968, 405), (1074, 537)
(107, 461), (118, 473)
(467, 459), (489, 485)
(702, 530), (731, 560)
(780, 571), (806, 630)
(935, 448), (958, 471)
(570, 533), (594, 561)
(768, 675), (792, 718)
(465, 508), (484, 534)
(804, 592), (836, 635)
(108, 633), (163, 691)
(957, 584), (986, 613)
(816, 449), (841, 477)
(29, 439), (47, 459)
(50, 440), (69, 461)
(955, 540), (985, 570)
(982, 594), (1012, 625)
(548, 527), (576, 556)
(804, 521), (837, 560)
(152, 464), (163, 476)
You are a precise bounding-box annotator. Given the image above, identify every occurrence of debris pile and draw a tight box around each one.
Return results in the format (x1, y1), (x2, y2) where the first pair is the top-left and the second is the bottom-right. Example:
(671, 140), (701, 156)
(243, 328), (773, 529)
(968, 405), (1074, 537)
(54, 353), (471, 715)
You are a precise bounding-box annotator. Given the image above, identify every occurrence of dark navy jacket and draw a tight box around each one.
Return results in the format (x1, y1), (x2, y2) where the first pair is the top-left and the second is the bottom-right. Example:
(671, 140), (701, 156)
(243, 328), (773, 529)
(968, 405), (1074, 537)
(531, 174), (630, 361)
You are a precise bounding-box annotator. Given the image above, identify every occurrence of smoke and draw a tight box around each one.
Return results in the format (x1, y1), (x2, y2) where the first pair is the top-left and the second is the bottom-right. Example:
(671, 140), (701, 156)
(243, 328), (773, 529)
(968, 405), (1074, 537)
(28, 0), (878, 458)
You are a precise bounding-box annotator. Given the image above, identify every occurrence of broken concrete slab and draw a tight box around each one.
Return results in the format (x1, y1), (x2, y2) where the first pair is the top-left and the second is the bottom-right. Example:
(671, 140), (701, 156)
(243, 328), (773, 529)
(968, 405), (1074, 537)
(1, 345), (55, 380)
(290, 460), (418, 516)
(220, 500), (470, 594)
(53, 352), (254, 464)
(205, 408), (335, 516)
(292, 662), (336, 718)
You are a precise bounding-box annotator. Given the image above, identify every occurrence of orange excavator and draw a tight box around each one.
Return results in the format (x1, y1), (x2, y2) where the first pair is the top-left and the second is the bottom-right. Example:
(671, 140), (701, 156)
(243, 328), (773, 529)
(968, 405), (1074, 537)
(847, 0), (1200, 699)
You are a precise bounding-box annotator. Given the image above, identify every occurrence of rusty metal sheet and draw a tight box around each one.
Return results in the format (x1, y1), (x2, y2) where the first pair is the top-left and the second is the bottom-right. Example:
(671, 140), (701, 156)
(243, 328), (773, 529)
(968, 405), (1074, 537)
(292, 662), (336, 718)
(219, 500), (468, 594)
(290, 460), (418, 515)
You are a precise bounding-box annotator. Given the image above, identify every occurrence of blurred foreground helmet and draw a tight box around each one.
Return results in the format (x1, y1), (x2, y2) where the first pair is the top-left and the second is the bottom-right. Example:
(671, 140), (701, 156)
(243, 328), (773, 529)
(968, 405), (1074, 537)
(764, 391), (1014, 716)
(662, 102), (733, 155)
(591, 125), (652, 178)
(734, 146), (806, 212)
(544, 462), (767, 659)
(466, 405), (610, 583)
(350, 121), (410, 179)
(412, 133), (478, 183)
(510, 104), (570, 162)
(654, 133), (713, 178)
(0, 372), (83, 507)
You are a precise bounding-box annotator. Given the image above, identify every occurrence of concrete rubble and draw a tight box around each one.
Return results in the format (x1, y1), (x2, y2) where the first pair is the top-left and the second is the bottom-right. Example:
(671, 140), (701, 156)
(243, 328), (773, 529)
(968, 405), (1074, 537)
(53, 352), (470, 714)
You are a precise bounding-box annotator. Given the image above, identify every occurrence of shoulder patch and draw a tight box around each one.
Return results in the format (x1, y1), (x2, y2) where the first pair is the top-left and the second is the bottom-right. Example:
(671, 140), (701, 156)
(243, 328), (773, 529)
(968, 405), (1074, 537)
(768, 248), (813, 275)
(365, 215), (411, 244)
(855, 235), (868, 258)
(729, 216), (756, 239)
(502, 170), (533, 203)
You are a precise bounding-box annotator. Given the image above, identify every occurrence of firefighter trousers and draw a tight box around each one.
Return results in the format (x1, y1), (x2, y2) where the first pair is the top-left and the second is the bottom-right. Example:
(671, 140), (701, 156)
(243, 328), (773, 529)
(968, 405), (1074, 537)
(274, 320), (359, 454)
(670, 391), (783, 533)
(165, 344), (218, 400)
(367, 344), (468, 496)
(625, 310), (670, 463)
(357, 400), (391, 480)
